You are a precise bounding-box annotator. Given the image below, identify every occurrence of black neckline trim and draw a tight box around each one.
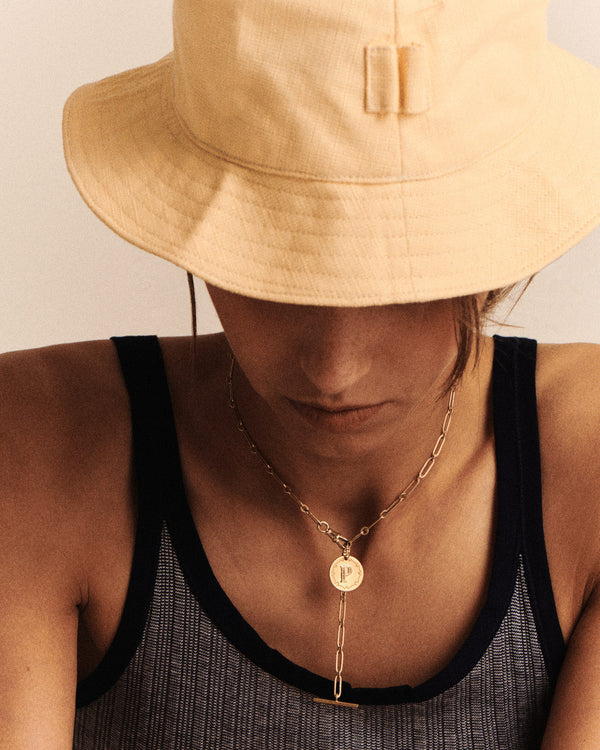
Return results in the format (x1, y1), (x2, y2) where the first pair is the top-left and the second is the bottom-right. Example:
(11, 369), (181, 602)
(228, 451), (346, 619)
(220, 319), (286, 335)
(164, 337), (524, 705)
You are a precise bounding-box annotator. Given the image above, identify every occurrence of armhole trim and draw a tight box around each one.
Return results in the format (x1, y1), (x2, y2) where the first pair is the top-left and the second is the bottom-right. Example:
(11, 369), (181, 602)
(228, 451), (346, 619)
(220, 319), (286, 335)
(75, 336), (167, 707)
(493, 335), (565, 686)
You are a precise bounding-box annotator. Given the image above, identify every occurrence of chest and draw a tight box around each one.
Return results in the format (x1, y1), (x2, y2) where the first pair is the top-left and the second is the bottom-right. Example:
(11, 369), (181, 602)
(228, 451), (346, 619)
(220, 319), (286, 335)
(188, 470), (498, 690)
(77, 464), (497, 692)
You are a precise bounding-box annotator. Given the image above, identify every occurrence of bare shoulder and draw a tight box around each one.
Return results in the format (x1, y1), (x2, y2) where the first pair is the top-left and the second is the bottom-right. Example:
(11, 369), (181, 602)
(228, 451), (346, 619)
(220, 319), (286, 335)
(535, 342), (600, 630)
(0, 339), (129, 500)
(0, 339), (134, 592)
(535, 341), (600, 457)
(0, 338), (125, 406)
(536, 340), (600, 394)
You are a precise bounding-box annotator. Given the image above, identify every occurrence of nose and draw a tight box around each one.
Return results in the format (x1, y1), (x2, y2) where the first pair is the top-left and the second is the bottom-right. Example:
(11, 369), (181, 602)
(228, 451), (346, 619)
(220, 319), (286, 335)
(298, 308), (372, 396)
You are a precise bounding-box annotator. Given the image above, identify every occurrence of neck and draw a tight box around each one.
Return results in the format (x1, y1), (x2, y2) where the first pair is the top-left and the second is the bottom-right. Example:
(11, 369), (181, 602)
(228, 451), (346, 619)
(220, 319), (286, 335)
(226, 340), (494, 534)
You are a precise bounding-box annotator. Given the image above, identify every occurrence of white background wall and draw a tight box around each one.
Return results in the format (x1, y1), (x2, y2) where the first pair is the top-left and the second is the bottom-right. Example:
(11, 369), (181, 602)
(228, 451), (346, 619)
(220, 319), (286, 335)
(2, 0), (600, 354)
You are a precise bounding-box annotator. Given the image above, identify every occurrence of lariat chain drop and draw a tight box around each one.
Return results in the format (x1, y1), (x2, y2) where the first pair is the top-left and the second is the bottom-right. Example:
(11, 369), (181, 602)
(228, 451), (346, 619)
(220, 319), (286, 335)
(226, 354), (456, 706)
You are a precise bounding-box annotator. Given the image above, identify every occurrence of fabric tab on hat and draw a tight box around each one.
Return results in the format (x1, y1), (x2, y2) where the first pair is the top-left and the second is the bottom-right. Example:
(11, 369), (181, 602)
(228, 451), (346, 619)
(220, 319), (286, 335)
(365, 45), (400, 114)
(399, 44), (432, 114)
(366, 44), (431, 115)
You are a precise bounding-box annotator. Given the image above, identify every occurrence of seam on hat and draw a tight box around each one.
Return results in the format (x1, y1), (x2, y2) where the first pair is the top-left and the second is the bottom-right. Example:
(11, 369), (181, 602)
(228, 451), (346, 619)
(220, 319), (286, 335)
(142, 76), (556, 237)
(68, 124), (600, 301)
(163, 69), (546, 199)
(167, 53), (546, 185)
(124, 73), (554, 240)
(119, 110), (596, 256)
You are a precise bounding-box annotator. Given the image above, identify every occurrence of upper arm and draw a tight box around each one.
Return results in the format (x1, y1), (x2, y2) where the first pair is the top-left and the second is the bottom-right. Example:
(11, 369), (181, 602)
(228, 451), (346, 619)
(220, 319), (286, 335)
(0, 527), (80, 749)
(0, 344), (107, 749)
(536, 343), (600, 747)
(541, 584), (600, 748)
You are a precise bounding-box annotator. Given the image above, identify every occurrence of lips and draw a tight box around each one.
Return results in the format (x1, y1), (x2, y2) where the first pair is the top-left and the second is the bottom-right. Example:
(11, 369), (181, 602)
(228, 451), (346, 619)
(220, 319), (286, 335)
(288, 398), (387, 431)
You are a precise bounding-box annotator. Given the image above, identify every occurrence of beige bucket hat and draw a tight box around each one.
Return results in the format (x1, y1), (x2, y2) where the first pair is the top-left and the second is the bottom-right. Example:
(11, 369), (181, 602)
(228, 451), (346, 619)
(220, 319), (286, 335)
(63, 0), (600, 306)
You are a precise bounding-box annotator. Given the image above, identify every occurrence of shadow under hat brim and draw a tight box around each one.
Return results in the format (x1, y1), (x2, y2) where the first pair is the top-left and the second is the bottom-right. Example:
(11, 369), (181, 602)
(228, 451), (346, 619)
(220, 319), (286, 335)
(63, 45), (600, 306)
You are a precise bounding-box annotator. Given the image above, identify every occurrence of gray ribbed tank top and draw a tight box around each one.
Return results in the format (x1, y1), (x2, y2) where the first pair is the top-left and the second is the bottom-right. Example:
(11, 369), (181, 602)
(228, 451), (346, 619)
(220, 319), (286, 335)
(73, 335), (565, 749)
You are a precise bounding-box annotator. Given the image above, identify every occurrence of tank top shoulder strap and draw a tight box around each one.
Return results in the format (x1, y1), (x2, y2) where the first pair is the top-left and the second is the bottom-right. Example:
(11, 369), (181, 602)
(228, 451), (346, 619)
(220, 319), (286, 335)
(492, 335), (565, 685)
(110, 335), (187, 513)
(76, 335), (184, 707)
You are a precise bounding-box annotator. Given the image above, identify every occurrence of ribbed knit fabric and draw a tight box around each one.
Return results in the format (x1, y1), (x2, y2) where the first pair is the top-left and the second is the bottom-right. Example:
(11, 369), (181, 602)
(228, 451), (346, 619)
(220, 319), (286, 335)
(73, 335), (565, 749)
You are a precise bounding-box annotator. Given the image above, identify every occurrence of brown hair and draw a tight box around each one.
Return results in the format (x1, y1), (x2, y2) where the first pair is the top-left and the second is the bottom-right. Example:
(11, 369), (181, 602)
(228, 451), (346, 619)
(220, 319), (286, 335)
(446, 279), (534, 393)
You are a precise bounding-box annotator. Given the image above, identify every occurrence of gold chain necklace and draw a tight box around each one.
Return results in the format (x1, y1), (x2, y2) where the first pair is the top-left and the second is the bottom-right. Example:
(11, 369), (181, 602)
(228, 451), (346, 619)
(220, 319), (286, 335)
(226, 355), (456, 708)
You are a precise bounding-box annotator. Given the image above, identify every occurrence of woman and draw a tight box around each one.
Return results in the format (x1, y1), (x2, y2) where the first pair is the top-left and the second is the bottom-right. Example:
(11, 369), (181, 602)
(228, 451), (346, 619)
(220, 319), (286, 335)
(2, 0), (600, 747)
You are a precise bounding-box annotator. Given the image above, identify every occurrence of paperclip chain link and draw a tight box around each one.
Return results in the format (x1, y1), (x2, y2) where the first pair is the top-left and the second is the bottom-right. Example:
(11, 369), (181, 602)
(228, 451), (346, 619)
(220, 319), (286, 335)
(228, 356), (456, 551)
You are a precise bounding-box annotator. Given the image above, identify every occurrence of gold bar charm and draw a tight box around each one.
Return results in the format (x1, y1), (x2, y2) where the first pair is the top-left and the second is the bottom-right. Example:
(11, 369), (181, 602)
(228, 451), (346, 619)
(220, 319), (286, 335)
(313, 697), (359, 709)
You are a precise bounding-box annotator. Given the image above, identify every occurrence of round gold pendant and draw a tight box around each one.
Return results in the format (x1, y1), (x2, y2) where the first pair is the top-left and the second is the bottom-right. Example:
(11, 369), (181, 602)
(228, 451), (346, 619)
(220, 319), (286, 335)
(329, 556), (364, 592)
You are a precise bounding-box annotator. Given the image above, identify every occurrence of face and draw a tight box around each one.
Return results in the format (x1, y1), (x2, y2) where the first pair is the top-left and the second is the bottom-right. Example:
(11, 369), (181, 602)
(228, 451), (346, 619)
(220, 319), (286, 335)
(207, 284), (458, 454)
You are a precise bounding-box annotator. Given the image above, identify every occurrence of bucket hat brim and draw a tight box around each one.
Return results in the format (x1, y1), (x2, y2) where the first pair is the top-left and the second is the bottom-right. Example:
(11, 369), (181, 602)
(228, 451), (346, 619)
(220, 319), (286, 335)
(63, 44), (600, 306)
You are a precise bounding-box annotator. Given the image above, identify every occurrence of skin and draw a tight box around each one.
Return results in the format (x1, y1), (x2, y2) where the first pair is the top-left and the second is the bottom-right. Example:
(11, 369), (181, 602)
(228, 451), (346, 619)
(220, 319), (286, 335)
(1, 289), (600, 748)
(204, 285), (464, 513)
